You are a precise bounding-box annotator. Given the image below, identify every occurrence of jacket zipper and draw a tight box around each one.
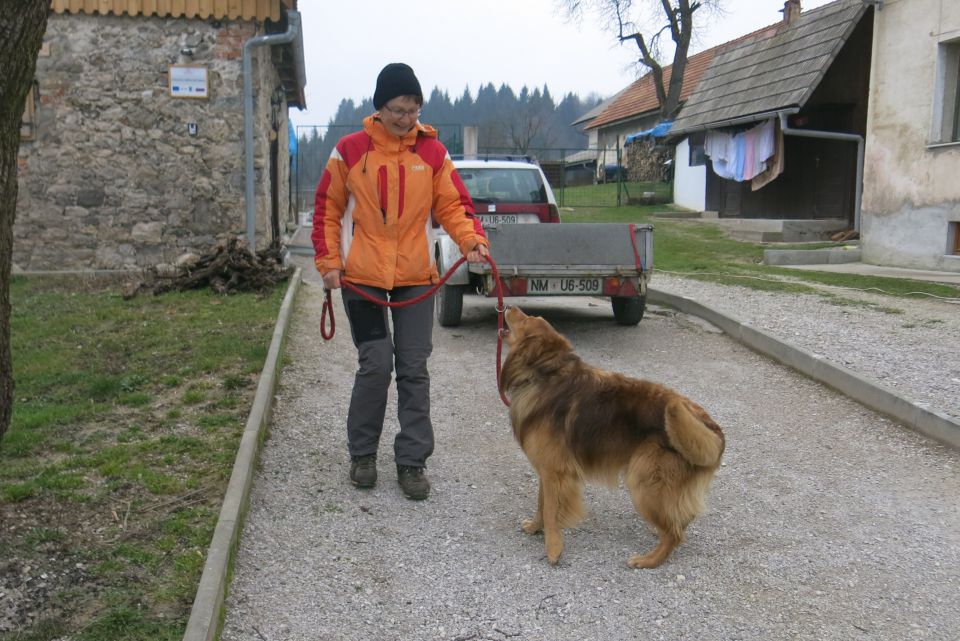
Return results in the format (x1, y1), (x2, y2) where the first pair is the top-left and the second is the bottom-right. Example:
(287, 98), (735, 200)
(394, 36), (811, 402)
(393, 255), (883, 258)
(397, 164), (405, 220)
(377, 165), (388, 225)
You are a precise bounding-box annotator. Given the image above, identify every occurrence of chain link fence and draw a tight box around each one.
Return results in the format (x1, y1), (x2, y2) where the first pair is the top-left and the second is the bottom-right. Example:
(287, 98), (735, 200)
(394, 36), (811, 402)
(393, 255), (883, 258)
(293, 125), (673, 217)
(477, 145), (673, 208)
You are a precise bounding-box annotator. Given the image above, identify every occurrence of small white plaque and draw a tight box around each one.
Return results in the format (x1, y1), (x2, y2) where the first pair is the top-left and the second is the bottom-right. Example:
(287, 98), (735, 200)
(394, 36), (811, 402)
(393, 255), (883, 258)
(169, 66), (208, 99)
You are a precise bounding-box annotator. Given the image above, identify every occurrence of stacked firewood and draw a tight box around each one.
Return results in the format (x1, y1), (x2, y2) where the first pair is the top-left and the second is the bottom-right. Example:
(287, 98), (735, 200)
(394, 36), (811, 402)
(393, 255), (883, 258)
(124, 237), (293, 298)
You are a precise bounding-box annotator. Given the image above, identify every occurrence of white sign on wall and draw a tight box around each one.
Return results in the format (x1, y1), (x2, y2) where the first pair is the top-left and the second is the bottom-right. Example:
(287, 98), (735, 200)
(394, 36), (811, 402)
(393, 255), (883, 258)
(169, 66), (209, 99)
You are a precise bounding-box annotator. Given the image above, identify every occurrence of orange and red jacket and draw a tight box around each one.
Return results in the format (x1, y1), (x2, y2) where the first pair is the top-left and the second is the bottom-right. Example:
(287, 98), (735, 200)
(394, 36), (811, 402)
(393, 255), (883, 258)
(312, 115), (487, 290)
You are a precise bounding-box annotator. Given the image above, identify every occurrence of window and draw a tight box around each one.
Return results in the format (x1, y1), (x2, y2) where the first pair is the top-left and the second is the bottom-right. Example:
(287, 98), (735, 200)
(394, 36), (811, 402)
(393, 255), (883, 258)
(933, 39), (960, 144)
(688, 131), (706, 166)
(954, 58), (960, 143)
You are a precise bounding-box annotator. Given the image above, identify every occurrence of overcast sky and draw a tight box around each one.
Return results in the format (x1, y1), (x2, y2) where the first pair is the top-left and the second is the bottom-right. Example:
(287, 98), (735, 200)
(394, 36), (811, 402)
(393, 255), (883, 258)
(289, 0), (836, 129)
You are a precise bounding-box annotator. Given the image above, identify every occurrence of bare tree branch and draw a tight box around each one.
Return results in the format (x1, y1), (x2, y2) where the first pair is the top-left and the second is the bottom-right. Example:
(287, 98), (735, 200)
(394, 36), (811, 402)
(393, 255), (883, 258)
(558, 0), (716, 119)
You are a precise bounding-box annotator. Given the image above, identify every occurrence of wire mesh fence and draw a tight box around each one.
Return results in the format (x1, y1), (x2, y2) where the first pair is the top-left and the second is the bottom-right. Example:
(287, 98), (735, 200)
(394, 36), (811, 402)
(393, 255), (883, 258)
(293, 125), (673, 215)
(477, 146), (673, 208)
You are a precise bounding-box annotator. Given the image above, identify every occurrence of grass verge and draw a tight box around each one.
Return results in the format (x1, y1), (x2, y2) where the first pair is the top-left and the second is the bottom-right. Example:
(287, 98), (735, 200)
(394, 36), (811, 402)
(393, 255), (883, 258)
(561, 205), (960, 303)
(0, 275), (288, 641)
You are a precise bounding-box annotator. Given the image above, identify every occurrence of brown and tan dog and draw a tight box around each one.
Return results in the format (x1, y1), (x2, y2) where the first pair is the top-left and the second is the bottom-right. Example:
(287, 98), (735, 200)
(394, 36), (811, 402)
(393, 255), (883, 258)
(499, 307), (725, 568)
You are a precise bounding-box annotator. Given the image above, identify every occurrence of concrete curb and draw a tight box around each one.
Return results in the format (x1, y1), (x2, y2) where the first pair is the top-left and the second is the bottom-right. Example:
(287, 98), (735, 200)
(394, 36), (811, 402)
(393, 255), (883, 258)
(648, 288), (960, 451)
(182, 267), (303, 641)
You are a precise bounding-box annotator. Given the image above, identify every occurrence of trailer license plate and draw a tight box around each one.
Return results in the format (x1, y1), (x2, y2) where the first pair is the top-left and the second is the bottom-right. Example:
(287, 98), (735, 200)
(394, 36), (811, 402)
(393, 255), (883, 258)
(528, 277), (602, 294)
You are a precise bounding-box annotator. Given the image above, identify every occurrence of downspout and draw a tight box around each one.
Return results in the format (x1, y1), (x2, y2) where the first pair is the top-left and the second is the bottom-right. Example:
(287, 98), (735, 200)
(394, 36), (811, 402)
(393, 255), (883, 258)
(243, 10), (304, 252)
(778, 112), (864, 232)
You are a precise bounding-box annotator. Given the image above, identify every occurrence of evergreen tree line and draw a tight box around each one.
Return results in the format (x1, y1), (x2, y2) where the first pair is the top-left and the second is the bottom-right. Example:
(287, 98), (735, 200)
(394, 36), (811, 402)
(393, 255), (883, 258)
(293, 83), (603, 199)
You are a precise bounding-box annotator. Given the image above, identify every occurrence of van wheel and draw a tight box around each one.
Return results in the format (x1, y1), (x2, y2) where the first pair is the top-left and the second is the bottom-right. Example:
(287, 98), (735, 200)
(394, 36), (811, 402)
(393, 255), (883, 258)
(437, 284), (464, 327)
(612, 295), (645, 325)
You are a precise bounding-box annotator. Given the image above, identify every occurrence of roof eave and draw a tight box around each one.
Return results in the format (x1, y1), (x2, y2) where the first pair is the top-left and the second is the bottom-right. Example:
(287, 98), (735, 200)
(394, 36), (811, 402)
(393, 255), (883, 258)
(585, 106), (665, 131)
(669, 107), (800, 138)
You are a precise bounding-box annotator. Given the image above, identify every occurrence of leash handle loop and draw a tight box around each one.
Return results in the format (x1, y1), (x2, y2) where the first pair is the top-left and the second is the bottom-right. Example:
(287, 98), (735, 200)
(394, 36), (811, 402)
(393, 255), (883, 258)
(319, 254), (510, 407)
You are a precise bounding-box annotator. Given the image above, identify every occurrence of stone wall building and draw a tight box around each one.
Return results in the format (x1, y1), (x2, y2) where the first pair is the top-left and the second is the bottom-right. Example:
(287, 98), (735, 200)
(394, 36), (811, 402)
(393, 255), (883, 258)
(14, 0), (305, 271)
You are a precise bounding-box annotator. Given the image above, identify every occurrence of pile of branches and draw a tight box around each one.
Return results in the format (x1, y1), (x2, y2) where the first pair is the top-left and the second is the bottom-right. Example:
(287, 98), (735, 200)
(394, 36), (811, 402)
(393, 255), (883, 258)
(124, 237), (293, 298)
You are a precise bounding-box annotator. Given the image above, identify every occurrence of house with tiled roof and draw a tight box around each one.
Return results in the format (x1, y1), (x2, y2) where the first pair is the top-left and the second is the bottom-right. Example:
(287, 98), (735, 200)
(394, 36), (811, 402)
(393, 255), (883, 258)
(579, 18), (781, 180)
(580, 46), (721, 178)
(15, 0), (305, 271)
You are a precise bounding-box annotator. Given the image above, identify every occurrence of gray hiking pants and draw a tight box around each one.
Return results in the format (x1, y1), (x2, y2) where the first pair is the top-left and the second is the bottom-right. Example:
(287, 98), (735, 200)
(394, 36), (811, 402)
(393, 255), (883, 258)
(341, 284), (434, 468)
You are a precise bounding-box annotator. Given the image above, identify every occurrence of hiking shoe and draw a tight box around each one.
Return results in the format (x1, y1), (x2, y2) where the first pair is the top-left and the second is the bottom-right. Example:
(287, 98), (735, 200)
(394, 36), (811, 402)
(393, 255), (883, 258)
(350, 455), (377, 488)
(397, 465), (430, 500)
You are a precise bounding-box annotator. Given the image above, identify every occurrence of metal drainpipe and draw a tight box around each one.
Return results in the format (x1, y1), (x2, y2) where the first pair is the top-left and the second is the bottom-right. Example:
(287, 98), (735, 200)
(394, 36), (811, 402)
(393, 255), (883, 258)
(778, 112), (865, 232)
(243, 10), (304, 252)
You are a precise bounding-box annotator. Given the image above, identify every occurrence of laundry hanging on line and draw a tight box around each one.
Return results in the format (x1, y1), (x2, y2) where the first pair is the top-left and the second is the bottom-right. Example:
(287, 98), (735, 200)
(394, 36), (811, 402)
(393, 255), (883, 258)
(704, 118), (780, 186)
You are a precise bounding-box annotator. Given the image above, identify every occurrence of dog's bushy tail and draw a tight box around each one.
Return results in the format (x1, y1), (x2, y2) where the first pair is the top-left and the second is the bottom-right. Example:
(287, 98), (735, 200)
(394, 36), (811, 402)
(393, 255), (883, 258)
(664, 398), (725, 468)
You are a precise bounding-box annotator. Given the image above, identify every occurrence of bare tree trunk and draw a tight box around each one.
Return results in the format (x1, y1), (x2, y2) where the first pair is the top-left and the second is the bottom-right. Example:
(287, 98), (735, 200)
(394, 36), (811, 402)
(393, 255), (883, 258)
(0, 1), (49, 443)
(562, 0), (709, 121)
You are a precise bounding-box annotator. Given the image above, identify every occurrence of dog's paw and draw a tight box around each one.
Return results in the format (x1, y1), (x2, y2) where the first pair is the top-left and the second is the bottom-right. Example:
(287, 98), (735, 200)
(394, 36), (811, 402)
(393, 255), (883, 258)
(521, 518), (542, 534)
(545, 544), (563, 565)
(627, 553), (663, 569)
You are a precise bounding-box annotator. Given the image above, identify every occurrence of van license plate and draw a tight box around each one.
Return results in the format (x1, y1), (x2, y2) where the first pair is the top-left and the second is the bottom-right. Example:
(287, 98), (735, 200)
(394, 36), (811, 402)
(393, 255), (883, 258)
(481, 214), (518, 225)
(527, 278), (602, 294)
(478, 213), (539, 226)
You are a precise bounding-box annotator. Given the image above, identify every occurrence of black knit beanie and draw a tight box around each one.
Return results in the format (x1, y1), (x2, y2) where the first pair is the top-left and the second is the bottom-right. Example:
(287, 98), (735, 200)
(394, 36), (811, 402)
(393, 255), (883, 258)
(373, 63), (423, 110)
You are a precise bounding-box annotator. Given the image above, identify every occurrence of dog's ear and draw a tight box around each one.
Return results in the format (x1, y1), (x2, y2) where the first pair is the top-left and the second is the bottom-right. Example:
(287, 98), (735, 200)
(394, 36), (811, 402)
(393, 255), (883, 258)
(529, 317), (572, 351)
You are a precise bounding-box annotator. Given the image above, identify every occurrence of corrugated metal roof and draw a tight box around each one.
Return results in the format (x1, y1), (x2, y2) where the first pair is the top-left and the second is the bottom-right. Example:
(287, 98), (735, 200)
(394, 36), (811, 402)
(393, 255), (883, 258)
(670, 0), (868, 134)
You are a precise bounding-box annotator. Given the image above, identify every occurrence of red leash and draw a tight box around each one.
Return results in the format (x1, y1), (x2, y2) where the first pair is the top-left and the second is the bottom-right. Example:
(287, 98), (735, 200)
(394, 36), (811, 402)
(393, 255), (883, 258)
(320, 254), (511, 407)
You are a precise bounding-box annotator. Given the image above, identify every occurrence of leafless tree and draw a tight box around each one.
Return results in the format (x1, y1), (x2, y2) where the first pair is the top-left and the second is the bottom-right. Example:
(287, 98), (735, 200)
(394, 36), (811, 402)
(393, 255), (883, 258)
(505, 110), (556, 154)
(0, 1), (49, 443)
(560, 0), (721, 120)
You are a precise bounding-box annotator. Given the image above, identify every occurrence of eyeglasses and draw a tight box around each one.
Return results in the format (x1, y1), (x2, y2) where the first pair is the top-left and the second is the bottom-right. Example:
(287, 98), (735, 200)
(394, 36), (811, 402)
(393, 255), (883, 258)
(381, 105), (421, 119)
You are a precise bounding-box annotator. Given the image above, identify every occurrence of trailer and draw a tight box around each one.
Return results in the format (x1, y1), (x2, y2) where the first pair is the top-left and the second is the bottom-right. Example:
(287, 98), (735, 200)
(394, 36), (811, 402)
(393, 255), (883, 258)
(434, 222), (653, 326)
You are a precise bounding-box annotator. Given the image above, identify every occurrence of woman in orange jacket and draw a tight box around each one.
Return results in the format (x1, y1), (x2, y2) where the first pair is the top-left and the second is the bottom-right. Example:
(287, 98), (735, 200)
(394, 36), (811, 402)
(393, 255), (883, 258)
(312, 63), (489, 500)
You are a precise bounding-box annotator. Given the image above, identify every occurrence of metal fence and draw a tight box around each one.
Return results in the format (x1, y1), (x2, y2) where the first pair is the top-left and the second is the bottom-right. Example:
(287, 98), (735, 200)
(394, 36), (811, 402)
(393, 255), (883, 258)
(293, 126), (673, 215)
(477, 146), (673, 208)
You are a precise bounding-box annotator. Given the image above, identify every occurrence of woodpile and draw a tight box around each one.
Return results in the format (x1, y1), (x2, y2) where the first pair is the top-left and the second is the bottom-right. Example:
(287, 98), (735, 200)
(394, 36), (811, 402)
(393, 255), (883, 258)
(123, 237), (293, 298)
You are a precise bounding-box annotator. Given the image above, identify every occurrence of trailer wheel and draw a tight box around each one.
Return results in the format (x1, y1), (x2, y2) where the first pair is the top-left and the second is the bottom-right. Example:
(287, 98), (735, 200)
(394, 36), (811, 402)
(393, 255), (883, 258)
(437, 284), (464, 327)
(612, 295), (645, 326)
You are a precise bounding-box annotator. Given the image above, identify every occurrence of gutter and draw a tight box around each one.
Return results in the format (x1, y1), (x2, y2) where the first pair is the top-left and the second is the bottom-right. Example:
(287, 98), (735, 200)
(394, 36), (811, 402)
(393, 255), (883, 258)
(670, 108), (800, 138)
(242, 10), (304, 252)
(778, 112), (864, 232)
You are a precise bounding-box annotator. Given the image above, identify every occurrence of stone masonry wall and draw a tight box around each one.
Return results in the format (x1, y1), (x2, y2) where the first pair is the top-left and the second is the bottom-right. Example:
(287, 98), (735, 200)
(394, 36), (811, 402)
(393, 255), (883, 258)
(14, 13), (291, 271)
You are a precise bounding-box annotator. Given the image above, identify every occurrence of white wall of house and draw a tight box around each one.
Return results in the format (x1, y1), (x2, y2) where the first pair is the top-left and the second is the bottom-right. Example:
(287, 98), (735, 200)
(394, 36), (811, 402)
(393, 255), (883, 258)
(586, 128), (598, 149)
(861, 0), (960, 272)
(672, 138), (707, 211)
(593, 115), (660, 167)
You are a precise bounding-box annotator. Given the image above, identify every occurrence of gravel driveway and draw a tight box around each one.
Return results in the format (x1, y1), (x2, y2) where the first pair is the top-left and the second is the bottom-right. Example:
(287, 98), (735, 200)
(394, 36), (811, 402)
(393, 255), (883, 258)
(220, 268), (960, 641)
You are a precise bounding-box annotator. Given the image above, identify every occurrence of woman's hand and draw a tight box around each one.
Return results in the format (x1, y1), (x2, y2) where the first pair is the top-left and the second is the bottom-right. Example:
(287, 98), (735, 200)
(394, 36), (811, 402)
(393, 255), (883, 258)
(466, 243), (489, 264)
(322, 269), (342, 290)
